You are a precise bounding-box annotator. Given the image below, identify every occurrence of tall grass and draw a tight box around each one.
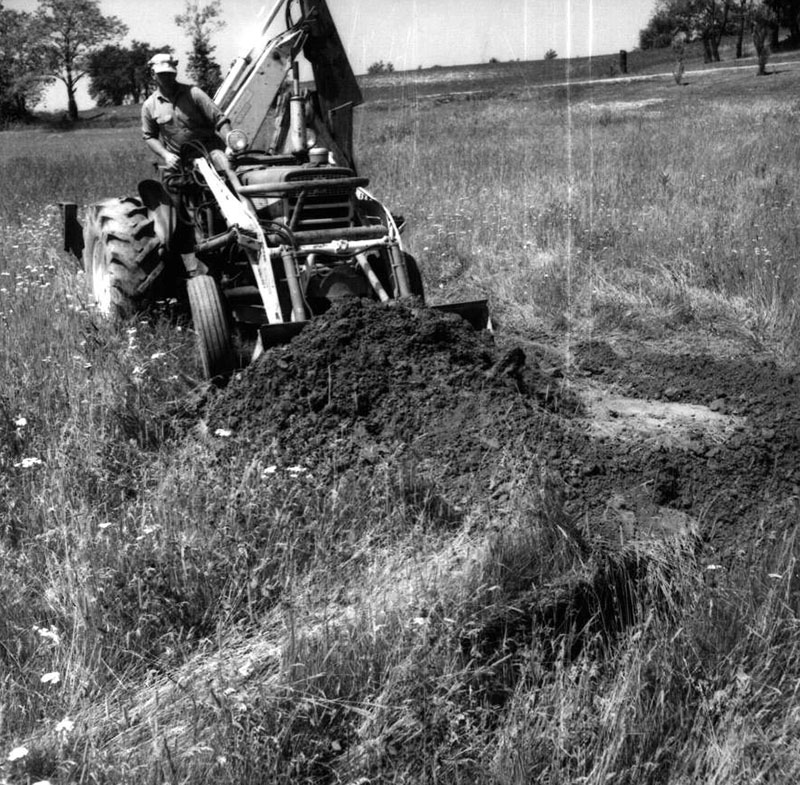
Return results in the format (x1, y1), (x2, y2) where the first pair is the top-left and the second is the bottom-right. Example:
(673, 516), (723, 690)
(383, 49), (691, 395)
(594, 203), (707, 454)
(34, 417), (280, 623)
(358, 71), (800, 349)
(3, 63), (800, 783)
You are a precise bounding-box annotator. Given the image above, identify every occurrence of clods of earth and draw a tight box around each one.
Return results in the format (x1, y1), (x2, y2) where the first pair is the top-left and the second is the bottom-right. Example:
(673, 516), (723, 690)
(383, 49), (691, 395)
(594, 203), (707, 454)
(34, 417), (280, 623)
(207, 298), (800, 564)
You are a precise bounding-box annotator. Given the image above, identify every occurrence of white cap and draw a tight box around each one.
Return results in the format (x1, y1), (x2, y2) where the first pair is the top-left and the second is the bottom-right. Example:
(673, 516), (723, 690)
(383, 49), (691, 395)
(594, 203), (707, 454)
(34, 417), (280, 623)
(149, 53), (178, 74)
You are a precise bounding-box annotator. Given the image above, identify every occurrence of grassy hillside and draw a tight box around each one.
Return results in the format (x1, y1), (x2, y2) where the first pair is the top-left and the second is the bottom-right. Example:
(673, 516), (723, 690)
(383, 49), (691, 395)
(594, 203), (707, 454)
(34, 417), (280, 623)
(357, 39), (800, 102)
(3, 51), (800, 783)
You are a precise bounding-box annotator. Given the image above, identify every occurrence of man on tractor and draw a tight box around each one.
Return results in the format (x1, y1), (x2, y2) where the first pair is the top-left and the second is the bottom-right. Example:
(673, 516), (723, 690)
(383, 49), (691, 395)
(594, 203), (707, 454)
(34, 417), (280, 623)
(141, 53), (237, 276)
(141, 53), (234, 169)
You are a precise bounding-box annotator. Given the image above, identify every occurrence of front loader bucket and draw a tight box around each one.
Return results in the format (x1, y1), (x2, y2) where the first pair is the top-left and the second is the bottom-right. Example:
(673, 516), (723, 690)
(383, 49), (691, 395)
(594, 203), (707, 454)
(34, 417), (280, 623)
(257, 300), (490, 350)
(255, 299), (490, 360)
(258, 321), (308, 350)
(430, 299), (491, 332)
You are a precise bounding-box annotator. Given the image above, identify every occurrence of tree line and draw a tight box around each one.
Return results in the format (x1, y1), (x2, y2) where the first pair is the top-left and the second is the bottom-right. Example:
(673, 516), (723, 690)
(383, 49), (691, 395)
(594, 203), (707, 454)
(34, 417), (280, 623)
(639, 0), (797, 69)
(0, 0), (225, 124)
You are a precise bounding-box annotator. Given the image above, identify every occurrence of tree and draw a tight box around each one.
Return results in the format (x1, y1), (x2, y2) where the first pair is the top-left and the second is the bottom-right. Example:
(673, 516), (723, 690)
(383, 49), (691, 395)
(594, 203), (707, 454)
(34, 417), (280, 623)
(175, 0), (225, 95)
(638, 0), (735, 61)
(87, 44), (132, 106)
(762, 0), (799, 45)
(87, 42), (173, 106)
(640, 5), (683, 48)
(733, 0), (752, 57)
(0, 4), (50, 122)
(544, 49), (558, 60)
(35, 0), (127, 121)
(696, 0), (734, 61)
(367, 60), (395, 75)
(752, 1), (778, 72)
(672, 31), (688, 83)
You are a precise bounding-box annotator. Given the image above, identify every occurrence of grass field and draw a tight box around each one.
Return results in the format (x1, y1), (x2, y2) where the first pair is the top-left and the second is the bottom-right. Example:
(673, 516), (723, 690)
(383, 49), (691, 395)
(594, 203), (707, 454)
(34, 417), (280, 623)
(3, 49), (800, 783)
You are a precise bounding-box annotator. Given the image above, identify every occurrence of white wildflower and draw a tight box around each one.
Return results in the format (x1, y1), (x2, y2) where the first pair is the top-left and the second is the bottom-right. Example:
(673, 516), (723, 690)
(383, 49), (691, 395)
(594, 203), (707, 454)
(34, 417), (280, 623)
(55, 717), (74, 734)
(15, 457), (42, 469)
(33, 625), (61, 645)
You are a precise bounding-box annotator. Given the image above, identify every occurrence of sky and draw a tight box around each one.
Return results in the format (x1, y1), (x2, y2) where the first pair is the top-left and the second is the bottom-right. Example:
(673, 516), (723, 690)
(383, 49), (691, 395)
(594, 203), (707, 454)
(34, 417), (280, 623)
(5, 0), (659, 109)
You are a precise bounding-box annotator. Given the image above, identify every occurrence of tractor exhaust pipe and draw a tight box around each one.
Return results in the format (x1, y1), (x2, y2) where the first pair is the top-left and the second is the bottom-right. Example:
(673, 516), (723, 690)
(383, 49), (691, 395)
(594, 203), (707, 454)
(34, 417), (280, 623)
(290, 61), (308, 155)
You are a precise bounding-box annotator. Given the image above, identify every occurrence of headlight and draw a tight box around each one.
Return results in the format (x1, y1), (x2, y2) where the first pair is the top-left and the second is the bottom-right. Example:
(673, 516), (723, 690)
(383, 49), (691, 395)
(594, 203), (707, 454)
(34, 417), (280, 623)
(226, 129), (249, 153)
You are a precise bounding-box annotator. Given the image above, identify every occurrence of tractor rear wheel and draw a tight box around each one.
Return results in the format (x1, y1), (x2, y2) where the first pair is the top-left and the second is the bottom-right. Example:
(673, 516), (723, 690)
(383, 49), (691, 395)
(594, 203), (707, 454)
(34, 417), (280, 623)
(82, 197), (166, 320)
(186, 274), (235, 382)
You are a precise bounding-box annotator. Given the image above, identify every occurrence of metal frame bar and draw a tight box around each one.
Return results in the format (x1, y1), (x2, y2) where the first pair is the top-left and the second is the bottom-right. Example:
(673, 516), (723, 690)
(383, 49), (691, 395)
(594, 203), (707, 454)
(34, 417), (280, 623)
(193, 156), (284, 324)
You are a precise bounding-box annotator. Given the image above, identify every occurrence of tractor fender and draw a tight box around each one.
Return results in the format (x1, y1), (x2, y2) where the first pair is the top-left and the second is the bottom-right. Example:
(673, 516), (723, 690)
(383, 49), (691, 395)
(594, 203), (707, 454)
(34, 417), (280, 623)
(137, 179), (176, 249)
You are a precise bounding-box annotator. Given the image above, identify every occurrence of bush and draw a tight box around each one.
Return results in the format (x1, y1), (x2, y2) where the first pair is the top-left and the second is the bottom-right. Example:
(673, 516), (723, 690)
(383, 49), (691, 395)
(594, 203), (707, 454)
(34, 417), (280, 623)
(367, 60), (395, 75)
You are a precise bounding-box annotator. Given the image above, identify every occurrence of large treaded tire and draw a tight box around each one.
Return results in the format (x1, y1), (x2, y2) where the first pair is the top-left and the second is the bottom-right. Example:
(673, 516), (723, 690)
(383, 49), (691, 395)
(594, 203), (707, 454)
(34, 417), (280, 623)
(82, 197), (165, 320)
(187, 274), (234, 383)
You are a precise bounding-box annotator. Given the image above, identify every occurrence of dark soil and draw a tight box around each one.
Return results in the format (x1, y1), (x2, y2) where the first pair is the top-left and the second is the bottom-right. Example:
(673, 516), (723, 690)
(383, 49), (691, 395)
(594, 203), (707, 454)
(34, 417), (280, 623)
(207, 299), (800, 562)
(572, 339), (800, 558)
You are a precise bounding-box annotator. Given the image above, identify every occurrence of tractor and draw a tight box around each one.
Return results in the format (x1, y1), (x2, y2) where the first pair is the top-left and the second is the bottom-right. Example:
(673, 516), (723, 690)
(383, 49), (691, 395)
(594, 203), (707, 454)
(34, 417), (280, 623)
(61, 0), (489, 381)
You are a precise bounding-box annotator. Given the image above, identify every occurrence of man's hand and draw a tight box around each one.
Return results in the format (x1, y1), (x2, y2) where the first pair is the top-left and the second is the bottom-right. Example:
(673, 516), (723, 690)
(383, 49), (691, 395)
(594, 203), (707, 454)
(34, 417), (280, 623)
(163, 151), (181, 170)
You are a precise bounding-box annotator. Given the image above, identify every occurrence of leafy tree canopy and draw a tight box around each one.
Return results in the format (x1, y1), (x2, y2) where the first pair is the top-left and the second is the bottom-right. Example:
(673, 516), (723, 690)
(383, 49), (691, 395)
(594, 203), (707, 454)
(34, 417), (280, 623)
(175, 0), (225, 95)
(87, 41), (173, 106)
(36, 0), (128, 119)
(638, 0), (735, 61)
(639, 5), (681, 49)
(764, 0), (800, 43)
(0, 3), (51, 122)
(367, 60), (394, 75)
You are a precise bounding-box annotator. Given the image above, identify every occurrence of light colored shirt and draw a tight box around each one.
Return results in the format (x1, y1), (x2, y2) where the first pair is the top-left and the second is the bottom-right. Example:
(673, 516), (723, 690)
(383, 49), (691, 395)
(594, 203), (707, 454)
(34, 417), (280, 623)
(141, 83), (228, 154)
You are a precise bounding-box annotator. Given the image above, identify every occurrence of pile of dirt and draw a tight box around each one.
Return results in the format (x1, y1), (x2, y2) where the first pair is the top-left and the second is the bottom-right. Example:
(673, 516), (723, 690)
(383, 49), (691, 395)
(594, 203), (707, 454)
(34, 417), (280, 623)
(208, 299), (579, 504)
(206, 300), (800, 560)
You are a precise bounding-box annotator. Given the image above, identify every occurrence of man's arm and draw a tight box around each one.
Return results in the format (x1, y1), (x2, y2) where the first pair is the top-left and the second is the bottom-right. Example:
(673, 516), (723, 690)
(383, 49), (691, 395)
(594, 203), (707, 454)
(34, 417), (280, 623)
(145, 137), (180, 169)
(142, 102), (180, 168)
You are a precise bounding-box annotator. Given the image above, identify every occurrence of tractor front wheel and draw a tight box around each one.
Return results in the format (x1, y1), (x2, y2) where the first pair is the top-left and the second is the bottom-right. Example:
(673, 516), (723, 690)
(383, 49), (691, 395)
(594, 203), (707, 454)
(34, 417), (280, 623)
(82, 197), (166, 320)
(403, 252), (425, 300)
(187, 274), (235, 382)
